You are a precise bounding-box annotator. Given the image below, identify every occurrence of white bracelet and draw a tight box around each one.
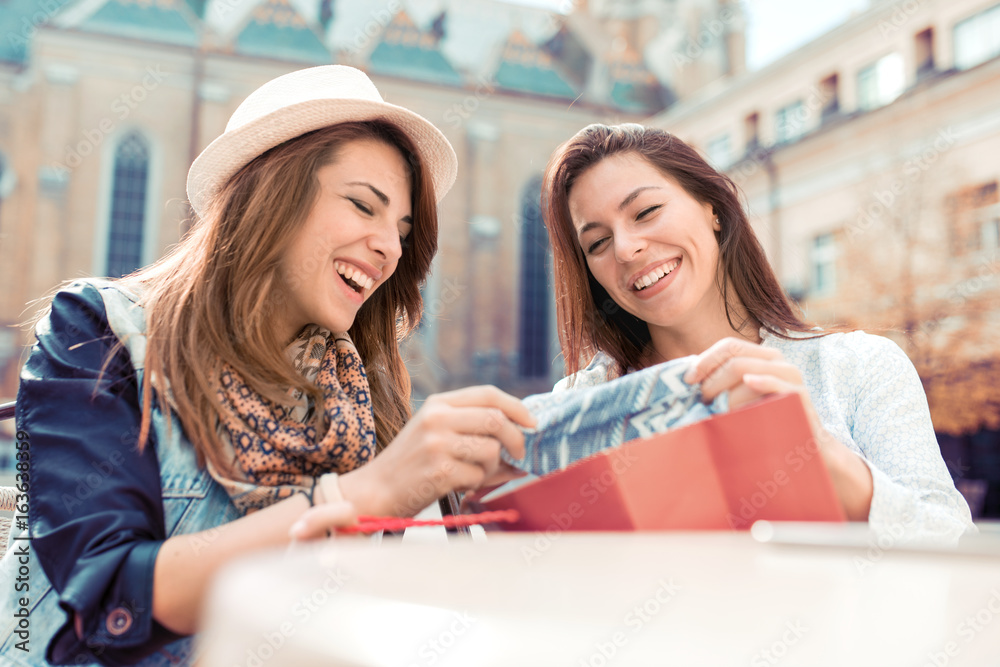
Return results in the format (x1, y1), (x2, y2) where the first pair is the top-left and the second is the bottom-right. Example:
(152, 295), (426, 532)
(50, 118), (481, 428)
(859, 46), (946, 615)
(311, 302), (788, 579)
(318, 472), (343, 505)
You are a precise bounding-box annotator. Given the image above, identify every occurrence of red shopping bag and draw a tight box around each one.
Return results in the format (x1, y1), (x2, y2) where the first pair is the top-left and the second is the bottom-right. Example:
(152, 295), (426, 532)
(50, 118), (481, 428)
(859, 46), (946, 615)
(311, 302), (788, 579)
(477, 393), (846, 531)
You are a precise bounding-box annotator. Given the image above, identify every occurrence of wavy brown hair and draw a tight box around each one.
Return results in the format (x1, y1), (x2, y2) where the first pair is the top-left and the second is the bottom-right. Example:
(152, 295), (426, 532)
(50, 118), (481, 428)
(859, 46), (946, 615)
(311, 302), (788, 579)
(542, 123), (818, 377)
(119, 120), (437, 474)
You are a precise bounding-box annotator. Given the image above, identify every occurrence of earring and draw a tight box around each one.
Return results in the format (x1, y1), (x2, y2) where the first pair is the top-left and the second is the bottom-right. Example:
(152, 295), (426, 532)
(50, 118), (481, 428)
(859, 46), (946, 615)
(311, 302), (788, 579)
(713, 216), (721, 229)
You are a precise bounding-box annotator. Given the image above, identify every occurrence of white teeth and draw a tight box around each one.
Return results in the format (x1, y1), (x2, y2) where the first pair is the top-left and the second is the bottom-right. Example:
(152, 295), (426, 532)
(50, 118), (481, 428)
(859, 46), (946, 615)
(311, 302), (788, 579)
(334, 261), (373, 292)
(633, 260), (679, 291)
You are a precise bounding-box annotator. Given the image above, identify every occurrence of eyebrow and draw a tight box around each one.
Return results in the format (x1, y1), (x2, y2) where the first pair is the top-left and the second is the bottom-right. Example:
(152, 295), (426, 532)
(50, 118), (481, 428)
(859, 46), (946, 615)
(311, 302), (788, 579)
(618, 186), (662, 211)
(347, 181), (413, 223)
(347, 181), (389, 205)
(577, 186), (663, 237)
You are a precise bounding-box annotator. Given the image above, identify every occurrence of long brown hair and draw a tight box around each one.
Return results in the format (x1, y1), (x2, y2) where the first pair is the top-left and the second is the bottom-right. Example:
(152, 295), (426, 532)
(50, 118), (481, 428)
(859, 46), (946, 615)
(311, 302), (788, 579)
(122, 120), (437, 474)
(542, 123), (816, 377)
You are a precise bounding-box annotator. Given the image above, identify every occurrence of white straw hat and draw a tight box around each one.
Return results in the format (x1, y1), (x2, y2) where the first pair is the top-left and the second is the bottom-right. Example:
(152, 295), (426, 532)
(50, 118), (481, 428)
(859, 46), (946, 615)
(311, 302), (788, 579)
(186, 65), (458, 215)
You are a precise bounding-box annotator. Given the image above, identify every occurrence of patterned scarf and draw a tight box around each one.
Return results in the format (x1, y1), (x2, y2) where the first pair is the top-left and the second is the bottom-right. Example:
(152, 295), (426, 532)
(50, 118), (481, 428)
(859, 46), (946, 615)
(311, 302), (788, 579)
(208, 325), (376, 514)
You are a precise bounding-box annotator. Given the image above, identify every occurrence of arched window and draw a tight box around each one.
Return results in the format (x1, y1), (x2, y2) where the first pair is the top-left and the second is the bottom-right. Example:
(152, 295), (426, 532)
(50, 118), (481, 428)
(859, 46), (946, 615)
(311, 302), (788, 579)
(105, 132), (149, 277)
(0, 152), (14, 220)
(518, 176), (550, 378)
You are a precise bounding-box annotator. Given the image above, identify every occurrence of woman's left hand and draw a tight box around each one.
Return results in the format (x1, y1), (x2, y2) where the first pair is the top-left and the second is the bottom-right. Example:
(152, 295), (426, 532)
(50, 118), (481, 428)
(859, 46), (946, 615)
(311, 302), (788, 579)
(684, 337), (873, 520)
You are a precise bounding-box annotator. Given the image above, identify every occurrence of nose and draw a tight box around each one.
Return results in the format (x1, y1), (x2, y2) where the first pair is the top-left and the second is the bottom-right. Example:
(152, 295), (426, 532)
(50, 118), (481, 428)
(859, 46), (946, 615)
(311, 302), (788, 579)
(613, 226), (646, 263)
(368, 221), (403, 264)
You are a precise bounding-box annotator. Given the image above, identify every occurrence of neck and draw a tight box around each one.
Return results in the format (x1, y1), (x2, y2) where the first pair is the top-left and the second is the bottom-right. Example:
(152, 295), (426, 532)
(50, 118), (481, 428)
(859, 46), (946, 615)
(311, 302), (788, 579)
(641, 297), (761, 367)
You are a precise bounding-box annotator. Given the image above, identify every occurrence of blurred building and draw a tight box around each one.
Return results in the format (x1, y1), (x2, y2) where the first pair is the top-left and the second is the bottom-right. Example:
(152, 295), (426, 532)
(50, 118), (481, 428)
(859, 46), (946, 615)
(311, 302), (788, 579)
(650, 0), (1000, 514)
(0, 0), (745, 415)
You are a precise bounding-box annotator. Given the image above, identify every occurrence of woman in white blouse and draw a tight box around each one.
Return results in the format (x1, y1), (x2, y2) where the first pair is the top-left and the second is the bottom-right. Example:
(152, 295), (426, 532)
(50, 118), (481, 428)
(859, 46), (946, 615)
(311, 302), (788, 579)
(541, 123), (973, 541)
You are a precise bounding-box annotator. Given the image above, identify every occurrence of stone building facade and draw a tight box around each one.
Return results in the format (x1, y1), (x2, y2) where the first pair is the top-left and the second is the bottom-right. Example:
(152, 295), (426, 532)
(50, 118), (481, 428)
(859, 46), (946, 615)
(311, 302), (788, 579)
(0, 0), (744, 406)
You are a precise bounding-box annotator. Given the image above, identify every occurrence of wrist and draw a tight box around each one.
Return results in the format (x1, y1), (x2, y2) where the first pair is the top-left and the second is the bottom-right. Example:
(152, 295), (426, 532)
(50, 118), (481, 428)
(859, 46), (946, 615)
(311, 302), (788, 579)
(337, 466), (393, 516)
(315, 472), (343, 506)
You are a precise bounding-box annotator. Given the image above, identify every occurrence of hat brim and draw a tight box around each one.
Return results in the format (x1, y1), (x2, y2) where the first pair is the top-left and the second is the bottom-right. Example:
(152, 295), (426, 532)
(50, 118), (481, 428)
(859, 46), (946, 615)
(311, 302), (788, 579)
(186, 98), (458, 215)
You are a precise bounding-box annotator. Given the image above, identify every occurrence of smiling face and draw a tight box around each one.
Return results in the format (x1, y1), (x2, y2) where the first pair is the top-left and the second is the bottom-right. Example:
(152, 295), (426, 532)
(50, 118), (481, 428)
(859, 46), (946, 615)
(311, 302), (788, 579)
(568, 152), (724, 335)
(277, 138), (413, 341)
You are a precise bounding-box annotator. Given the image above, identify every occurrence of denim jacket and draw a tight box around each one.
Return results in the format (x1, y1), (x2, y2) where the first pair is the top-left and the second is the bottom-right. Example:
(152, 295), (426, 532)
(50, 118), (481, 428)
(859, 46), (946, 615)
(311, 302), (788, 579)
(0, 280), (240, 666)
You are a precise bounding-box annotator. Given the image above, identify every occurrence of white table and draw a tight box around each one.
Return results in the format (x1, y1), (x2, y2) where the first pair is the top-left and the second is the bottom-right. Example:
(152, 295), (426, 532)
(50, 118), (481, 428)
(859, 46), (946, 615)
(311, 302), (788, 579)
(199, 524), (1000, 666)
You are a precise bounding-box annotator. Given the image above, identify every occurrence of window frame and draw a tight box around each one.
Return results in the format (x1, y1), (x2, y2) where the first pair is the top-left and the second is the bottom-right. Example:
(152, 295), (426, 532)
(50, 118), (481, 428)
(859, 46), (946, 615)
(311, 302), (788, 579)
(954, 3), (1000, 70)
(774, 99), (806, 144)
(810, 232), (838, 297)
(856, 52), (904, 111)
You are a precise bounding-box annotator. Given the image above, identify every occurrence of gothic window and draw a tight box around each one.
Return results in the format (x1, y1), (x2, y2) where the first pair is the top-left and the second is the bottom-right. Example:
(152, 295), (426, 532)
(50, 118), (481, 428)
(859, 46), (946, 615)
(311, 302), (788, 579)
(518, 177), (550, 378)
(106, 132), (149, 277)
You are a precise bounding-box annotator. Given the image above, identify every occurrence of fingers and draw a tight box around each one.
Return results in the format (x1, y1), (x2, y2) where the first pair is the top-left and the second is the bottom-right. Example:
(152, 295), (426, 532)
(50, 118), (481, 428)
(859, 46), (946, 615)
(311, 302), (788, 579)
(700, 358), (801, 402)
(727, 383), (764, 411)
(425, 385), (534, 460)
(367, 386), (537, 514)
(392, 458), (504, 517)
(447, 460), (493, 494)
(439, 406), (526, 460)
(482, 461), (528, 488)
(742, 373), (799, 395)
(684, 337), (781, 385)
(431, 385), (538, 429)
(451, 434), (503, 478)
(725, 377), (801, 410)
(289, 501), (357, 541)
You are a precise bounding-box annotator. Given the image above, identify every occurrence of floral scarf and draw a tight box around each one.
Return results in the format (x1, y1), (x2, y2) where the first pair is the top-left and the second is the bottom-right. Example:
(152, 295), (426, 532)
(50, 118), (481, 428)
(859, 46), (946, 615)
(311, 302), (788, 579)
(208, 325), (376, 514)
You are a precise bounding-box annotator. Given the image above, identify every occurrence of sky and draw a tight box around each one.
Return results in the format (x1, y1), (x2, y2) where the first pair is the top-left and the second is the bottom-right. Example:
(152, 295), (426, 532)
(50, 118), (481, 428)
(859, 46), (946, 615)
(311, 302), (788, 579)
(744, 0), (871, 69)
(502, 0), (872, 71)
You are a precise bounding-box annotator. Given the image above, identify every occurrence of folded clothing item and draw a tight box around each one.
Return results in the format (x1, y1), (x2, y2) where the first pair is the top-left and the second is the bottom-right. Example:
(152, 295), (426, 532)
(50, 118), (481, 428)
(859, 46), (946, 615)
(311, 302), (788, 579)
(504, 356), (729, 476)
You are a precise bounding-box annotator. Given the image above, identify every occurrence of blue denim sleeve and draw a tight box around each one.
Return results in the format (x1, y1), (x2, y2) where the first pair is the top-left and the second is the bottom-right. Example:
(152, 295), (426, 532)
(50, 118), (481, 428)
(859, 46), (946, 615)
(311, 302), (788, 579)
(18, 283), (184, 666)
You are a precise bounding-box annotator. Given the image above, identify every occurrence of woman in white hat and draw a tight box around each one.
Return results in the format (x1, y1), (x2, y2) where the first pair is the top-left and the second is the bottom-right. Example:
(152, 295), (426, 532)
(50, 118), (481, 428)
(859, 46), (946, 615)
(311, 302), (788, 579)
(2, 66), (532, 666)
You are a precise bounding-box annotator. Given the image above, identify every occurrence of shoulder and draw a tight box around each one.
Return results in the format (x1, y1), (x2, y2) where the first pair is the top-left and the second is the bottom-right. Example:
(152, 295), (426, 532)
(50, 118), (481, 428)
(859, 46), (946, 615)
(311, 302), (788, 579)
(764, 328), (917, 396)
(29, 280), (133, 376)
(40, 280), (113, 341)
(552, 352), (616, 392)
(763, 328), (906, 364)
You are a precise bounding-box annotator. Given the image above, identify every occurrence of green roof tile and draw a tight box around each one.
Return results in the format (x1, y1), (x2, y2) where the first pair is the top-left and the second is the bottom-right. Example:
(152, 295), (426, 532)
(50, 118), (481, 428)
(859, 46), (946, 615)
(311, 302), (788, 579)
(183, 0), (207, 18)
(611, 80), (652, 111)
(0, 0), (73, 64)
(369, 41), (462, 86)
(235, 20), (329, 63)
(80, 0), (198, 47)
(495, 61), (576, 99)
(234, 0), (330, 64)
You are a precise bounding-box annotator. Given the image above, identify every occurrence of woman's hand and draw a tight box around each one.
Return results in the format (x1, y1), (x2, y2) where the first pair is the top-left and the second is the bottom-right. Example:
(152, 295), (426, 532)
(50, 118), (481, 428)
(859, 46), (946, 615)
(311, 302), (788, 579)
(684, 337), (873, 520)
(337, 385), (536, 517)
(685, 337), (813, 419)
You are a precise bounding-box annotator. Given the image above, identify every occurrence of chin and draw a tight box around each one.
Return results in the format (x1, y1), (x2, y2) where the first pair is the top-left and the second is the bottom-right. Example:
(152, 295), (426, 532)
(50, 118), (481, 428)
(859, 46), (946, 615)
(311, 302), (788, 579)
(311, 314), (356, 334)
(331, 319), (358, 333)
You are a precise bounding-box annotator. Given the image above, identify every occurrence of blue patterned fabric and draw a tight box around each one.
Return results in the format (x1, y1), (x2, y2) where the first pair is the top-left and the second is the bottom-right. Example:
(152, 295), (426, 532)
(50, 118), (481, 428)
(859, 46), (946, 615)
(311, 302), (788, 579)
(505, 356), (727, 475)
(554, 329), (977, 542)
